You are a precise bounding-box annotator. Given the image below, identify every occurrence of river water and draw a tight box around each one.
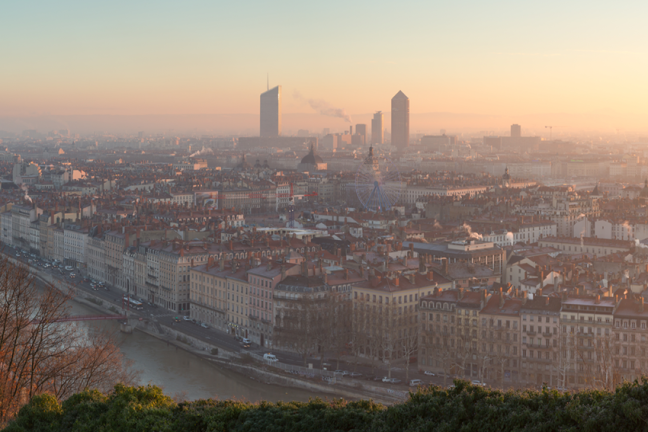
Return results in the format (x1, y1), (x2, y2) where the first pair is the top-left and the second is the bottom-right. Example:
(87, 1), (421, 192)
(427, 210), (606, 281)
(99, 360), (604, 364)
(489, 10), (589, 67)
(68, 300), (333, 403)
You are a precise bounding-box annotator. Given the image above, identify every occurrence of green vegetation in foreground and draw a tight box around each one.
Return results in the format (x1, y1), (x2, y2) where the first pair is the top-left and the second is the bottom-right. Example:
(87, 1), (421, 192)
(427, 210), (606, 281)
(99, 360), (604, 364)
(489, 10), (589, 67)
(7, 379), (648, 431)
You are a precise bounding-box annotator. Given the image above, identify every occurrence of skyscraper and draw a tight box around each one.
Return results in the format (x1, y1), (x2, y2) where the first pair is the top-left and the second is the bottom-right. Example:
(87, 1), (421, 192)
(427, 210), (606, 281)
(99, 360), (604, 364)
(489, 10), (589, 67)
(371, 112), (383, 145)
(391, 90), (409, 147)
(260, 86), (281, 137)
(511, 124), (521, 138)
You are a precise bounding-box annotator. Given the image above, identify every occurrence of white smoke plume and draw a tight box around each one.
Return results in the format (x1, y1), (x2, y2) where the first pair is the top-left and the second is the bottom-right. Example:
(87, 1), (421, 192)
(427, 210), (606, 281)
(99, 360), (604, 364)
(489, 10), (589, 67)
(20, 183), (32, 204)
(635, 239), (648, 249)
(293, 91), (352, 123)
(462, 223), (482, 240)
(190, 146), (214, 157)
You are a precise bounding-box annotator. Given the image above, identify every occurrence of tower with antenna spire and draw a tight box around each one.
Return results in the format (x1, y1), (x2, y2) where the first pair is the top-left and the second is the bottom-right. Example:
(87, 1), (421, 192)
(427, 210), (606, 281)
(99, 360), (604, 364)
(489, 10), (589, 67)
(260, 84), (281, 137)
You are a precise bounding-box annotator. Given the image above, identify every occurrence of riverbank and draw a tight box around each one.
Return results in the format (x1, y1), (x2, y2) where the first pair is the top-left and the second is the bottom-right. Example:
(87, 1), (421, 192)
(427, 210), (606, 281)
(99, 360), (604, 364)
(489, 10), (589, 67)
(71, 292), (401, 404)
(23, 260), (406, 405)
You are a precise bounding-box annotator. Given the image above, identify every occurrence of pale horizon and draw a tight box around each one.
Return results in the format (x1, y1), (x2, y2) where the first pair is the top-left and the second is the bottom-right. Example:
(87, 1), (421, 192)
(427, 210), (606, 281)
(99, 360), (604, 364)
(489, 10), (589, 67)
(2, 1), (648, 135)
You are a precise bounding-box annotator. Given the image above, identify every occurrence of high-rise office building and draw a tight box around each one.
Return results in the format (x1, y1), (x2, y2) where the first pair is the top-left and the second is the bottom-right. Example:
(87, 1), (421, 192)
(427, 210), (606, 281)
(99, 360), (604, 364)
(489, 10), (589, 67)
(391, 91), (409, 147)
(356, 124), (367, 139)
(511, 124), (521, 138)
(260, 86), (281, 137)
(371, 112), (383, 145)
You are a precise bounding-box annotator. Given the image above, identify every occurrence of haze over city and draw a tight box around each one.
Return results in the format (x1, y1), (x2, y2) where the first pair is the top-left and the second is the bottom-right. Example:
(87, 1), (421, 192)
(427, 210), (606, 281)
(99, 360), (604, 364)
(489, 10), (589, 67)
(2, 0), (648, 135)
(5, 1), (648, 431)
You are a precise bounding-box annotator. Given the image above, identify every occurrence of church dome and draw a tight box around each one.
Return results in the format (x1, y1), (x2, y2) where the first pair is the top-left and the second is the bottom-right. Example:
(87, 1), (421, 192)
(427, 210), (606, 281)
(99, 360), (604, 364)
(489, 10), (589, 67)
(641, 179), (648, 198)
(300, 144), (324, 164)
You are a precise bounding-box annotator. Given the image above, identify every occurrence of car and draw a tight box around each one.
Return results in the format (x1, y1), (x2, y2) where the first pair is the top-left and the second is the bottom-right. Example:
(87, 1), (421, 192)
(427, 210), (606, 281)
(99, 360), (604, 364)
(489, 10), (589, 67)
(173, 317), (181, 323)
(409, 379), (424, 387)
(65, 266), (73, 271)
(263, 353), (278, 362)
(349, 372), (362, 378)
(384, 377), (401, 384)
(15, 254), (20, 257)
(423, 371), (435, 376)
(182, 316), (190, 321)
(334, 370), (348, 376)
(69, 273), (76, 278)
(241, 342), (251, 349)
(322, 362), (331, 368)
(200, 323), (209, 329)
(471, 380), (486, 387)
(242, 337), (251, 344)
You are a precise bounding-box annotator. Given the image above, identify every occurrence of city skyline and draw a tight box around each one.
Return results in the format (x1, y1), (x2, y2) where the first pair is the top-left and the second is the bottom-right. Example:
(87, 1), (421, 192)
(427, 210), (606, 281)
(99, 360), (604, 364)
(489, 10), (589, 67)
(2, 1), (648, 133)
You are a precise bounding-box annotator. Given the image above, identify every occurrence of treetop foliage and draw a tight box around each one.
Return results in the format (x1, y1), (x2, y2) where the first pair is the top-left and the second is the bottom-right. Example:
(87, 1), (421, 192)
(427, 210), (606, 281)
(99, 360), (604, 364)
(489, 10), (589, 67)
(7, 379), (648, 431)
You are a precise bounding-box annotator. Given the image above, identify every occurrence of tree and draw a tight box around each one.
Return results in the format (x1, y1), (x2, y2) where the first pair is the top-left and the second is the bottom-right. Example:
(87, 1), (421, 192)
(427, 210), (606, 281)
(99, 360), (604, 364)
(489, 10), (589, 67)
(400, 324), (419, 383)
(0, 258), (138, 424)
(274, 292), (319, 366)
(349, 298), (368, 373)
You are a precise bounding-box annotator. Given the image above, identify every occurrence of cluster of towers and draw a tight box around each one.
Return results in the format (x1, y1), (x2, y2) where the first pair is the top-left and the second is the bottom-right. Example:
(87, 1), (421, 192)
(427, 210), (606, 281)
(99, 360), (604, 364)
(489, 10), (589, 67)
(259, 85), (410, 147)
(370, 91), (409, 147)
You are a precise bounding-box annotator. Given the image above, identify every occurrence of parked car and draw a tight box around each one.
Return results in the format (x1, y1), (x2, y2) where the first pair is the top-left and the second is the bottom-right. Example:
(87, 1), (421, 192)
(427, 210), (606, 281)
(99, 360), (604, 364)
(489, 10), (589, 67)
(423, 371), (435, 376)
(382, 377), (401, 384)
(471, 380), (486, 387)
(349, 372), (362, 378)
(263, 353), (278, 362)
(65, 266), (73, 271)
(182, 316), (191, 321)
(200, 323), (209, 329)
(242, 337), (251, 344)
(409, 379), (423, 387)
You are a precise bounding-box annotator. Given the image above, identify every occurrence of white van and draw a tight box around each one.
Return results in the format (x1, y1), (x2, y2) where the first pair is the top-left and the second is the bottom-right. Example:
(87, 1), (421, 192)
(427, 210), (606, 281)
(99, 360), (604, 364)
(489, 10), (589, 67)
(263, 353), (278, 362)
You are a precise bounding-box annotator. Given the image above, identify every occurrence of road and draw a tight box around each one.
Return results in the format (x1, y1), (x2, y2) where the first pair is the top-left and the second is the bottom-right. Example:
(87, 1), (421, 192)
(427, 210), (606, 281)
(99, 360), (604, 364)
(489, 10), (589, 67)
(4, 246), (467, 391)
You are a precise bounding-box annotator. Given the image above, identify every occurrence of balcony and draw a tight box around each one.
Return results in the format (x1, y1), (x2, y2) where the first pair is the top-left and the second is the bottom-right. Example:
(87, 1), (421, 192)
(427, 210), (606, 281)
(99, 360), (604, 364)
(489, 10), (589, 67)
(526, 330), (537, 336)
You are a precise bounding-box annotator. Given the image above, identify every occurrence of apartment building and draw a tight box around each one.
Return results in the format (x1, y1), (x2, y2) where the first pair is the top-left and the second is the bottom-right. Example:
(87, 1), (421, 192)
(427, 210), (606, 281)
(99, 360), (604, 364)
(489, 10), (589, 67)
(480, 290), (522, 386)
(538, 237), (632, 257)
(189, 256), (230, 333)
(418, 288), (491, 380)
(519, 292), (562, 387)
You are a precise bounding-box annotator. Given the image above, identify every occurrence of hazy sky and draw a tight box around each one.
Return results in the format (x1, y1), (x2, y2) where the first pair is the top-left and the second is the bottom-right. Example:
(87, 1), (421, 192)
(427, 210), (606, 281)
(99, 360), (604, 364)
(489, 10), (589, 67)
(2, 0), (647, 131)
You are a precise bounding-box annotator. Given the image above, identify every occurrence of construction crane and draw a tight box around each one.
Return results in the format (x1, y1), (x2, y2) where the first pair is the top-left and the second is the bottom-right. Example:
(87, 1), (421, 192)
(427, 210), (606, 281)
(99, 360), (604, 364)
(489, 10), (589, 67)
(287, 182), (317, 228)
(288, 183), (295, 228)
(545, 126), (553, 140)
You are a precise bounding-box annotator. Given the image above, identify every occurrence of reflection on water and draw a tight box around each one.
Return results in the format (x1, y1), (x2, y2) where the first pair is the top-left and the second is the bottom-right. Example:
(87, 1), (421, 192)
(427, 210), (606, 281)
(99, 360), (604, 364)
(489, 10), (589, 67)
(68, 301), (332, 402)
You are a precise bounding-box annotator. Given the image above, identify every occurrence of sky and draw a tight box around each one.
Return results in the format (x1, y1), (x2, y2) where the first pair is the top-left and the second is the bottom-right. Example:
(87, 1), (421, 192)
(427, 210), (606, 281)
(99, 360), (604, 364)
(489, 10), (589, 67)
(1, 0), (647, 133)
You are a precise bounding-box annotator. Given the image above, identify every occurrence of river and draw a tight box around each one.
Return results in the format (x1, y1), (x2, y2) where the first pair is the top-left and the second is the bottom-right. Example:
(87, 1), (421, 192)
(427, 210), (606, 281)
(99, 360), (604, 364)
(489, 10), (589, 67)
(68, 300), (336, 403)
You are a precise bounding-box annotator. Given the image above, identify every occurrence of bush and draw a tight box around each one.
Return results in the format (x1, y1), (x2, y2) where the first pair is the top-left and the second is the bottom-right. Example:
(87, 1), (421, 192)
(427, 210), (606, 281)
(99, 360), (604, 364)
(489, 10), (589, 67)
(8, 379), (648, 431)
